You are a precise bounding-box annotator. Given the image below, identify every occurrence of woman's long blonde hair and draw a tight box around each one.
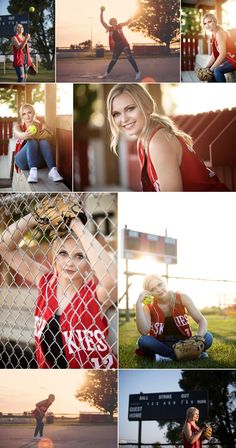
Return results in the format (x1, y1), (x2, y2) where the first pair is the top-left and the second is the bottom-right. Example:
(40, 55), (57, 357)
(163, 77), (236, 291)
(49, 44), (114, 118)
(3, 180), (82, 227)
(143, 274), (176, 310)
(185, 407), (199, 422)
(106, 84), (193, 154)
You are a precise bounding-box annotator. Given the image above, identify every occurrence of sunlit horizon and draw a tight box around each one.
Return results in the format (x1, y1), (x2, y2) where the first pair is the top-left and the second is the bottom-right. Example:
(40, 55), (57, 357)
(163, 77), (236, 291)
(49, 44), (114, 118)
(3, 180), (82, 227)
(0, 370), (98, 415)
(56, 0), (158, 47)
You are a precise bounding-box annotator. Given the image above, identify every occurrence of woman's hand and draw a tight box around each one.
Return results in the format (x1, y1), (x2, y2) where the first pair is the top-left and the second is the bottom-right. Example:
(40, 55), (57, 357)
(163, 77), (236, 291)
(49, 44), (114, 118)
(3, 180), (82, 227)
(137, 290), (151, 304)
(136, 292), (152, 334)
(25, 128), (36, 139)
(25, 33), (31, 42)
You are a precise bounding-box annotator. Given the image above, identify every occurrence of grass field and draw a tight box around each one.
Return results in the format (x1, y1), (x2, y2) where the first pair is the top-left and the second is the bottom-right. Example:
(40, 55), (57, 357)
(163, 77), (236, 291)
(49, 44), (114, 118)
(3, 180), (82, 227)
(119, 314), (236, 369)
(0, 65), (55, 82)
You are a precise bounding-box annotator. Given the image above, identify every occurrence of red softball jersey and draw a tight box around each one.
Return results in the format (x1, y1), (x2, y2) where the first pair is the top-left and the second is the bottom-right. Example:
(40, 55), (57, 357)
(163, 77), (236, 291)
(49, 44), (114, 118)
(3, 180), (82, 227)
(183, 423), (202, 448)
(34, 272), (117, 369)
(147, 292), (192, 339)
(13, 35), (32, 67)
(137, 126), (229, 191)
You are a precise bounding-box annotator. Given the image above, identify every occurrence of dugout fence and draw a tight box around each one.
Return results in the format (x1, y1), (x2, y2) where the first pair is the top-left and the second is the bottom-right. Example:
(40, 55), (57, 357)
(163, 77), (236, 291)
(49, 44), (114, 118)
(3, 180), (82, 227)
(0, 192), (117, 368)
(119, 444), (223, 447)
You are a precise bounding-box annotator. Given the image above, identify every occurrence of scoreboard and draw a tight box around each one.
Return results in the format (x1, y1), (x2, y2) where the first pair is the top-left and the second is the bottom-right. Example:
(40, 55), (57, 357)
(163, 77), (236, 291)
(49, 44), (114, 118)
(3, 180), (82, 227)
(122, 228), (177, 264)
(128, 391), (209, 421)
(0, 15), (29, 37)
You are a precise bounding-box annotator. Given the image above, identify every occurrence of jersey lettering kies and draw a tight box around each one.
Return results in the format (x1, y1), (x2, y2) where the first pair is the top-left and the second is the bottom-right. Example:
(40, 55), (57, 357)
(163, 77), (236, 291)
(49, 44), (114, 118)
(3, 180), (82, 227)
(34, 272), (117, 369)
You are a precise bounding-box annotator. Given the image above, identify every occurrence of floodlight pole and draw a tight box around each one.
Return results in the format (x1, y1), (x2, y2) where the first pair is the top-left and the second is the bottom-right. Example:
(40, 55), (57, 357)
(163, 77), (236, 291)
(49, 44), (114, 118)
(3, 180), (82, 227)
(125, 256), (130, 322)
(165, 228), (169, 286)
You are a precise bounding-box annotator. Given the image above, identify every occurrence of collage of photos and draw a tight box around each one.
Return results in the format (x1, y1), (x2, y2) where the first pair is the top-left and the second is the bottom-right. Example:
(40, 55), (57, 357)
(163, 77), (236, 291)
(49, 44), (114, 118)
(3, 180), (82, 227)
(0, 0), (236, 448)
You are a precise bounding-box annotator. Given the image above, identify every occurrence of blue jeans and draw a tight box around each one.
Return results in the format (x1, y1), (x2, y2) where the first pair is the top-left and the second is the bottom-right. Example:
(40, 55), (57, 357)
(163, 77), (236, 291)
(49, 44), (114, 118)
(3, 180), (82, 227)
(107, 44), (139, 74)
(15, 54), (28, 82)
(138, 332), (213, 359)
(15, 139), (55, 170)
(34, 417), (44, 437)
(213, 60), (235, 82)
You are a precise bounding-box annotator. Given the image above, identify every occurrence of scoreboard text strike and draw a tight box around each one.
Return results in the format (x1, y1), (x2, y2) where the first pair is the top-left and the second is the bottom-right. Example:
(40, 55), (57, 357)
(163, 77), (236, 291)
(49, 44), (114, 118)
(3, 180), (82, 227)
(128, 391), (209, 421)
(122, 228), (177, 264)
(0, 15), (29, 36)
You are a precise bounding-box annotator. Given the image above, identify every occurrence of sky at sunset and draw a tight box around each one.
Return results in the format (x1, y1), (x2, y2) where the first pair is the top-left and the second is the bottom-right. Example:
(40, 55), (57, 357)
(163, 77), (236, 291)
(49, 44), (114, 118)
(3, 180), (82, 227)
(0, 370), (96, 415)
(56, 0), (156, 47)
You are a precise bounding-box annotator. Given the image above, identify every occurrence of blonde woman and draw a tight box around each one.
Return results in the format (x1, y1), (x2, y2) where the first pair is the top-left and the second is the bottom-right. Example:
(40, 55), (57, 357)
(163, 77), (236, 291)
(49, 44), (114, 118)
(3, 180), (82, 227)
(0, 198), (117, 369)
(136, 274), (213, 362)
(12, 23), (32, 82)
(100, 6), (141, 80)
(32, 394), (55, 440)
(14, 103), (63, 183)
(183, 407), (205, 447)
(107, 84), (229, 191)
(203, 13), (236, 82)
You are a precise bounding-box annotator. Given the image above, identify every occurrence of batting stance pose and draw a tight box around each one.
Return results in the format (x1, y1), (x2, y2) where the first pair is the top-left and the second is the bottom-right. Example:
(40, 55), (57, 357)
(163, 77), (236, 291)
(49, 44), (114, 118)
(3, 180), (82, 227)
(136, 274), (213, 363)
(99, 6), (141, 80)
(0, 196), (117, 369)
(182, 407), (212, 447)
(32, 394), (55, 440)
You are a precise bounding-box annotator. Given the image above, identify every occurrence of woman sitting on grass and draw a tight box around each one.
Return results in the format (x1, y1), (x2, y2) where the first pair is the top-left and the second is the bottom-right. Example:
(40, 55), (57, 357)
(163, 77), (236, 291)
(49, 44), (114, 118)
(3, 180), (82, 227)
(136, 274), (213, 363)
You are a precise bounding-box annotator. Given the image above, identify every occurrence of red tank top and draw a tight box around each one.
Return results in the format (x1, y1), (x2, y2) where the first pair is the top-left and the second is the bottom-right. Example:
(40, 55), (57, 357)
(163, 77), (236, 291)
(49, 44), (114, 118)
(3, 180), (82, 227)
(108, 24), (129, 50)
(148, 292), (192, 339)
(35, 272), (117, 369)
(13, 35), (32, 67)
(137, 126), (229, 191)
(212, 31), (236, 68)
(183, 423), (202, 448)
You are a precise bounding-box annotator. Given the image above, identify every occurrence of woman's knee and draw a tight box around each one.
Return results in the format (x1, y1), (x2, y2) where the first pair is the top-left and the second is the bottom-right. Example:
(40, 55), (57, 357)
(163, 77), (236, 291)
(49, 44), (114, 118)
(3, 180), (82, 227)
(138, 335), (154, 350)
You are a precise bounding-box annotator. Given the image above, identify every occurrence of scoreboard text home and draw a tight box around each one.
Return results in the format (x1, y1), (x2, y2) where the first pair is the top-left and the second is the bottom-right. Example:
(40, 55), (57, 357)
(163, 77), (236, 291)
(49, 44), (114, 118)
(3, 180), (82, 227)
(128, 391), (209, 421)
(122, 228), (177, 264)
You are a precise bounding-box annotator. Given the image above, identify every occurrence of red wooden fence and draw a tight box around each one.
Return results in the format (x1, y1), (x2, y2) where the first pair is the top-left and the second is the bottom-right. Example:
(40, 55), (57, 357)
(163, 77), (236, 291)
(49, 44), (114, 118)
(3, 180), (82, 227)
(181, 34), (199, 71)
(0, 117), (15, 155)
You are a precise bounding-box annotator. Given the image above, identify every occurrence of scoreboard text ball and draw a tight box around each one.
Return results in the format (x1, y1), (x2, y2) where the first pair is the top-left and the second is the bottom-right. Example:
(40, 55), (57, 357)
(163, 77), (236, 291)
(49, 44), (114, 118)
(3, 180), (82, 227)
(122, 228), (177, 264)
(0, 14), (29, 36)
(128, 391), (209, 421)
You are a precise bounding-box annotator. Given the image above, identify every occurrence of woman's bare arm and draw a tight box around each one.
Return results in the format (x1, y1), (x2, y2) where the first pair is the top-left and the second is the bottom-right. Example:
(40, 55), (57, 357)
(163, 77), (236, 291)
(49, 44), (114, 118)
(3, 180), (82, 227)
(149, 130), (183, 192)
(210, 30), (227, 69)
(181, 293), (208, 336)
(100, 9), (109, 30)
(0, 213), (47, 285)
(183, 422), (205, 443)
(12, 34), (30, 50)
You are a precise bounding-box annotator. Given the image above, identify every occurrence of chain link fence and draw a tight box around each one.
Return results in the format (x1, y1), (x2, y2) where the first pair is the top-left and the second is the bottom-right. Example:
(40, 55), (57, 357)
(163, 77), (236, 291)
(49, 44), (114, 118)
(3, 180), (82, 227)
(0, 192), (117, 369)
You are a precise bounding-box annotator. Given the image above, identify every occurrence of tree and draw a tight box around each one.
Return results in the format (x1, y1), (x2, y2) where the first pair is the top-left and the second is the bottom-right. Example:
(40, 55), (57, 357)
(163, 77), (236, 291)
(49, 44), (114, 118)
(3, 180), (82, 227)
(130, 0), (180, 52)
(7, 0), (54, 70)
(0, 85), (44, 115)
(181, 7), (202, 35)
(160, 370), (236, 446)
(75, 371), (117, 421)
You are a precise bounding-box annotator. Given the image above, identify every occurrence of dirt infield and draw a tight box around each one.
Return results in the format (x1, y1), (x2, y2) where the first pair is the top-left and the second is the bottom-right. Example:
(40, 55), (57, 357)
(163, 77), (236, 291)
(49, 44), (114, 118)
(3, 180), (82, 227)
(0, 424), (117, 448)
(56, 56), (180, 83)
